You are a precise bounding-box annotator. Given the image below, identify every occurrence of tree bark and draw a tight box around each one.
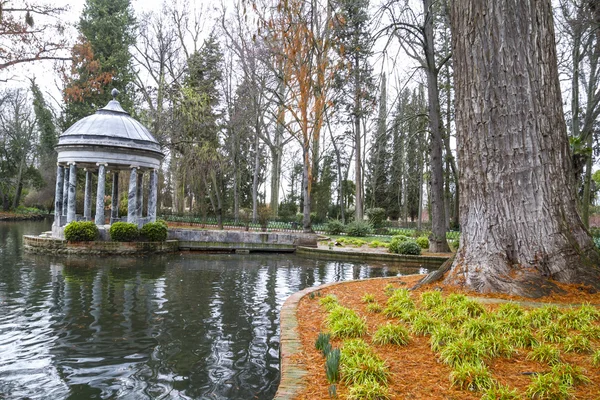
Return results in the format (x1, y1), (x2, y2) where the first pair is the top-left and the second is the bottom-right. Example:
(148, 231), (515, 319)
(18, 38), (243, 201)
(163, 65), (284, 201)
(354, 54), (364, 222)
(446, 0), (600, 296)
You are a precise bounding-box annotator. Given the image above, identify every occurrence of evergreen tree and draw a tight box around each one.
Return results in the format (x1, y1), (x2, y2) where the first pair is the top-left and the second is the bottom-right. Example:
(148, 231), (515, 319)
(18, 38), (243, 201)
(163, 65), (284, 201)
(62, 0), (135, 128)
(331, 0), (375, 221)
(365, 75), (389, 210)
(31, 80), (57, 168)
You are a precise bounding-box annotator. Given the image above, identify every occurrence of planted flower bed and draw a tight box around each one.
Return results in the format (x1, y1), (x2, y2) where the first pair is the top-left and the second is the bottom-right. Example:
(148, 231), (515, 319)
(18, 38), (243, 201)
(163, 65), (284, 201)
(295, 277), (600, 399)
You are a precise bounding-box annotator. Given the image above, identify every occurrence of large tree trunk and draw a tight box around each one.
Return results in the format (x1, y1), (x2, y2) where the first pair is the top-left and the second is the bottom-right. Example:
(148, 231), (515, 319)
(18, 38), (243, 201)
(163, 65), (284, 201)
(446, 0), (600, 296)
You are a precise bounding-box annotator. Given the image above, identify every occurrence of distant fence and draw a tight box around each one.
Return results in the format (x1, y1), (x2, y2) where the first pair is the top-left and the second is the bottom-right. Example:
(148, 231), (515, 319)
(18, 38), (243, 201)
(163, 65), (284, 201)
(158, 213), (460, 239)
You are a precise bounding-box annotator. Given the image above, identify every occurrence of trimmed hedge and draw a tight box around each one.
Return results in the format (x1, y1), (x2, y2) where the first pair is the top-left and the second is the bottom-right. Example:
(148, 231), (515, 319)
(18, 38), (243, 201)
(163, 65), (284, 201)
(64, 221), (99, 242)
(397, 241), (421, 255)
(109, 222), (139, 242)
(140, 221), (168, 242)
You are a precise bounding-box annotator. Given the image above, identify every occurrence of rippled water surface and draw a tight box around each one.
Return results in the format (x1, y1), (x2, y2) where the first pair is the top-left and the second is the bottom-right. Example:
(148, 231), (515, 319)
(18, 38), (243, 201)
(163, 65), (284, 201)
(0, 221), (431, 399)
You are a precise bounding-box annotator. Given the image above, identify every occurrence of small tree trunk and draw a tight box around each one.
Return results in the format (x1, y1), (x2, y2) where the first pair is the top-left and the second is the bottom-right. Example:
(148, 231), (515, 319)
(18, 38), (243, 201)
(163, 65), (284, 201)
(446, 0), (600, 296)
(354, 55), (363, 222)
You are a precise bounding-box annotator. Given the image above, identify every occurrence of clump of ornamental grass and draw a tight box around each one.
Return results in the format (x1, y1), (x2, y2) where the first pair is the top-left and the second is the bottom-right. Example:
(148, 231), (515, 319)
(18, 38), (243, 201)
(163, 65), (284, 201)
(340, 341), (390, 387)
(525, 372), (574, 400)
(420, 291), (444, 310)
(480, 384), (520, 400)
(430, 325), (460, 352)
(461, 318), (496, 340)
(526, 305), (561, 329)
(496, 302), (525, 319)
(366, 302), (383, 314)
(346, 381), (391, 400)
(539, 323), (568, 343)
(479, 335), (514, 359)
(527, 344), (561, 366)
(439, 338), (486, 367)
(410, 312), (440, 336)
(581, 324), (600, 340)
(383, 284), (396, 296)
(361, 293), (376, 303)
(319, 294), (339, 311)
(326, 306), (367, 339)
(372, 323), (411, 346)
(576, 303), (599, 321)
(384, 289), (416, 319)
(592, 350), (600, 367)
(558, 309), (593, 331)
(457, 299), (487, 318)
(550, 363), (590, 386)
(507, 328), (539, 349)
(449, 362), (495, 392)
(562, 334), (592, 354)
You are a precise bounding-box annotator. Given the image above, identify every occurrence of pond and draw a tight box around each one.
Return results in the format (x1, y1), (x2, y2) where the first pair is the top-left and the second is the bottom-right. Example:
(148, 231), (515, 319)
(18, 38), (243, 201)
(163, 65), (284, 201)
(0, 220), (432, 399)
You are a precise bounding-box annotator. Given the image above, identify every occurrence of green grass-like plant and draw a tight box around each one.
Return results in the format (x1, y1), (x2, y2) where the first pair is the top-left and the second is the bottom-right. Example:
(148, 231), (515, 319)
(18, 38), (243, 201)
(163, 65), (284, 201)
(430, 325), (459, 352)
(366, 303), (383, 313)
(592, 350), (600, 366)
(550, 363), (590, 386)
(372, 323), (411, 346)
(439, 338), (486, 367)
(480, 384), (520, 400)
(461, 318), (496, 340)
(526, 306), (561, 329)
(558, 310), (593, 331)
(479, 335), (514, 359)
(325, 348), (341, 383)
(576, 303), (599, 321)
(315, 332), (331, 356)
(410, 312), (440, 336)
(496, 302), (525, 319)
(527, 344), (561, 365)
(319, 294), (339, 311)
(581, 324), (600, 340)
(507, 328), (539, 349)
(449, 362), (494, 392)
(383, 284), (396, 296)
(525, 372), (573, 400)
(361, 293), (376, 303)
(326, 306), (367, 339)
(539, 323), (568, 343)
(420, 291), (443, 310)
(346, 381), (391, 400)
(562, 334), (592, 354)
(341, 351), (390, 386)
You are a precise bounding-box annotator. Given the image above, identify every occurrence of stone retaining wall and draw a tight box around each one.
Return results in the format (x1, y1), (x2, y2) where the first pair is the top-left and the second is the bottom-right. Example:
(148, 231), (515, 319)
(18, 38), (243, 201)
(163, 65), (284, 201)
(296, 246), (448, 267)
(23, 235), (179, 255)
(168, 228), (318, 252)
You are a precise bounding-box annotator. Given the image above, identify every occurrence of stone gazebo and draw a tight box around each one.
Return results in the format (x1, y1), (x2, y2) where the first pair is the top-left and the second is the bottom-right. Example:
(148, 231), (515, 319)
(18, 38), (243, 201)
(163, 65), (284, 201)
(53, 89), (164, 237)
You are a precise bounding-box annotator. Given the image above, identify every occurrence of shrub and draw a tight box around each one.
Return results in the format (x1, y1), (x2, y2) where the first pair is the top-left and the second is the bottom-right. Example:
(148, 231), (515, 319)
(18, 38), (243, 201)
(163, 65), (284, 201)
(345, 220), (373, 237)
(366, 208), (386, 228)
(325, 219), (345, 235)
(257, 204), (272, 231)
(109, 222), (139, 242)
(396, 241), (422, 255)
(387, 235), (410, 253)
(416, 236), (430, 249)
(64, 221), (99, 242)
(140, 221), (168, 242)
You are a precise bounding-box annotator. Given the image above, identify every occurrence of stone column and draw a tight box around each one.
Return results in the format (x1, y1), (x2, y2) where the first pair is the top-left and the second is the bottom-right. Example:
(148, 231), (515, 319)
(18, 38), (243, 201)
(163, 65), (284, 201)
(136, 171), (144, 220)
(111, 171), (119, 223)
(127, 166), (138, 225)
(66, 163), (77, 223)
(84, 169), (92, 221)
(148, 169), (158, 222)
(95, 163), (107, 225)
(62, 167), (69, 217)
(54, 165), (64, 226)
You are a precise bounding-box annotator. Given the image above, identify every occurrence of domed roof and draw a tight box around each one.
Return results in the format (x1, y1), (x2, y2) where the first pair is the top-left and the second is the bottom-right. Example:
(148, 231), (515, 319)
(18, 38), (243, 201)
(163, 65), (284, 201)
(56, 91), (164, 170)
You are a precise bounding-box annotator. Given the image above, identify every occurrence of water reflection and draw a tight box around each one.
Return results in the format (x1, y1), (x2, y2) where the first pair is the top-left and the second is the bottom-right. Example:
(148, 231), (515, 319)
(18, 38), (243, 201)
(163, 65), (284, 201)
(0, 221), (432, 399)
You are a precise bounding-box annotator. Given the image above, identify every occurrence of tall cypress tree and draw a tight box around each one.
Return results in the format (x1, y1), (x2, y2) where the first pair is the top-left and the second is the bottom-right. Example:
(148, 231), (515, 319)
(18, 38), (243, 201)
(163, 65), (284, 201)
(62, 0), (135, 128)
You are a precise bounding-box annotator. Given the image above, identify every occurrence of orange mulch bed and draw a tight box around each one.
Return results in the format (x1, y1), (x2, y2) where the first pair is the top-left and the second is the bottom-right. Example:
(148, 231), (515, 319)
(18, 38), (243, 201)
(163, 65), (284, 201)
(293, 276), (600, 400)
